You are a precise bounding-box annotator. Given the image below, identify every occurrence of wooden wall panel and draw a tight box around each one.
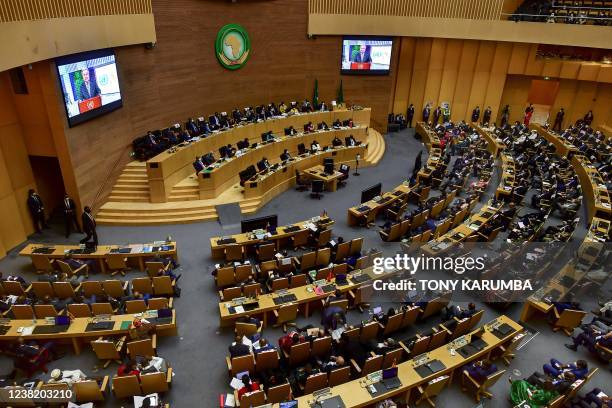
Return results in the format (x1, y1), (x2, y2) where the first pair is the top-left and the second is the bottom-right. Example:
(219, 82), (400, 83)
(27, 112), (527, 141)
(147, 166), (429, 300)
(578, 64), (601, 82)
(507, 43), (530, 75)
(451, 40), (479, 122)
(524, 44), (544, 76)
(54, 0), (397, 208)
(438, 39), (462, 106)
(570, 81), (598, 124)
(497, 75), (531, 124)
(0, 72), (36, 257)
(541, 60), (562, 79)
(392, 37), (416, 115)
(12, 66), (56, 157)
(560, 61), (582, 79)
(422, 38), (447, 109)
(483, 42), (512, 122)
(408, 38), (433, 119)
(0, 195), (27, 252)
(596, 66), (612, 83)
(551, 79), (580, 131)
(591, 83), (612, 128)
(466, 41), (495, 117)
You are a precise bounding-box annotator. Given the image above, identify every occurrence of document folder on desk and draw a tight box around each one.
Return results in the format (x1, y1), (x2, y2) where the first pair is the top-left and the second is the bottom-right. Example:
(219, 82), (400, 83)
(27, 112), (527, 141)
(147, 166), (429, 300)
(492, 323), (514, 339)
(32, 247), (55, 254)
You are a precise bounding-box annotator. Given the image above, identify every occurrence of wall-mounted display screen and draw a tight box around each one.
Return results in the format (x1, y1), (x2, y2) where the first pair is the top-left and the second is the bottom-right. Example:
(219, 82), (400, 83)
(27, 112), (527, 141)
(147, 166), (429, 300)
(56, 49), (122, 127)
(341, 37), (393, 75)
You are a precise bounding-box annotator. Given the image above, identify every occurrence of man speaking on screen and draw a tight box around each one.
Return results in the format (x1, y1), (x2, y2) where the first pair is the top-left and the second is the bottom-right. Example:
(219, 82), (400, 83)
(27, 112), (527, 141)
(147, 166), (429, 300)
(352, 44), (372, 63)
(78, 68), (101, 101)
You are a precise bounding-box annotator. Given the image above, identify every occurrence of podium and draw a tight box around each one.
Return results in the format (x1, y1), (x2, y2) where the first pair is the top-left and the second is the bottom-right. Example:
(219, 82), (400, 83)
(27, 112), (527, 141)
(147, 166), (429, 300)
(350, 62), (371, 70)
(78, 95), (102, 114)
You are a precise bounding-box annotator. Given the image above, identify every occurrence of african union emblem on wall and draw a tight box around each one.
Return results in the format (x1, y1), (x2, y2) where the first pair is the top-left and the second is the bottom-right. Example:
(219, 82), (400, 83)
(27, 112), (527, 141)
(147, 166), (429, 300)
(215, 24), (251, 70)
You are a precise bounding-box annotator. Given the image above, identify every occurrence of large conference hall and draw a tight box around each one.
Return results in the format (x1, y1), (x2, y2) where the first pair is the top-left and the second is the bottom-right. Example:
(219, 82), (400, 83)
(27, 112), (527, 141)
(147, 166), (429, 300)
(0, 1), (610, 407)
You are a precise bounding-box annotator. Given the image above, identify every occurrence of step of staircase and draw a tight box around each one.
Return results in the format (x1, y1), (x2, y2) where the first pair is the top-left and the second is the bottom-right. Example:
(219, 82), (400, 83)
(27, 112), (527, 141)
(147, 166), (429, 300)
(113, 184), (149, 192)
(168, 194), (200, 202)
(106, 195), (150, 203)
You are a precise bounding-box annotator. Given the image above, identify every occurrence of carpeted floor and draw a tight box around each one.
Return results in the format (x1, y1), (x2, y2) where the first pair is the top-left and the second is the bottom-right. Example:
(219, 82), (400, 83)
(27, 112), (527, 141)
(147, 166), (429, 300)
(0, 128), (609, 407)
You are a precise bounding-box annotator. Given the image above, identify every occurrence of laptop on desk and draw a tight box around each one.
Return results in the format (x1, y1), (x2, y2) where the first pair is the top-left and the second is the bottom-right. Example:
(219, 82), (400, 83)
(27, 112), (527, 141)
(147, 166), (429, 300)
(381, 367), (401, 389)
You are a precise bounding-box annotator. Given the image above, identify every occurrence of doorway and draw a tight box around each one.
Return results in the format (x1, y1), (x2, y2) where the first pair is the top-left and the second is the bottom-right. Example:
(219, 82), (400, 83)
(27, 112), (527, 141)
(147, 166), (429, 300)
(28, 156), (66, 222)
(527, 79), (560, 125)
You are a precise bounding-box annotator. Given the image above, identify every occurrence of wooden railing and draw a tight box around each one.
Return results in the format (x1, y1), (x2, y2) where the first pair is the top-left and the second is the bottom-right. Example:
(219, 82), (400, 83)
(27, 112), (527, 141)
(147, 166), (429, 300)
(308, 0), (505, 20)
(0, 0), (152, 23)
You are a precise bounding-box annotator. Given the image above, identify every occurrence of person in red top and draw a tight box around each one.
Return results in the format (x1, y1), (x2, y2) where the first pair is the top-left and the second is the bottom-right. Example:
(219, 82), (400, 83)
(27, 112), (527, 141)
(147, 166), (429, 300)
(117, 361), (140, 377)
(278, 330), (305, 354)
(237, 374), (259, 400)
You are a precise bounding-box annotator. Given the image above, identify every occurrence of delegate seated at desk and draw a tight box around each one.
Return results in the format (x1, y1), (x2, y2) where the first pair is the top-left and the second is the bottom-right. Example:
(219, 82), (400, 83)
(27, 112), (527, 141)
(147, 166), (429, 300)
(310, 140), (321, 153)
(257, 157), (271, 172)
(304, 122), (315, 133)
(346, 134), (358, 146)
(219, 144), (236, 159)
(237, 137), (250, 150)
(332, 136), (343, 147)
(285, 125), (297, 136)
(261, 131), (274, 142)
(202, 152), (216, 166)
(280, 149), (292, 162)
(318, 121), (329, 130)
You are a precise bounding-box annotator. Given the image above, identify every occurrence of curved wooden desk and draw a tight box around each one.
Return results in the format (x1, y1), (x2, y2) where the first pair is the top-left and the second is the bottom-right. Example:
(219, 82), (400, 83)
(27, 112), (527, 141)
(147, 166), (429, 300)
(495, 153), (516, 200)
(19, 242), (178, 274)
(533, 125), (610, 221)
(415, 122), (441, 149)
(0, 310), (177, 355)
(209, 216), (334, 259)
(146, 109), (371, 202)
(520, 130), (609, 323)
(218, 264), (395, 328)
(243, 145), (366, 201)
(532, 123), (578, 158)
(347, 182), (413, 227)
(474, 124), (505, 157)
(290, 316), (522, 408)
(199, 126), (367, 199)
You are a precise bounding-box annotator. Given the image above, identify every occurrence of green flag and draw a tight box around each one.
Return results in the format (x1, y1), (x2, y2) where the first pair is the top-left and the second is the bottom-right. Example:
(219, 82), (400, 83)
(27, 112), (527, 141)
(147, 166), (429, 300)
(312, 79), (319, 109)
(337, 80), (344, 104)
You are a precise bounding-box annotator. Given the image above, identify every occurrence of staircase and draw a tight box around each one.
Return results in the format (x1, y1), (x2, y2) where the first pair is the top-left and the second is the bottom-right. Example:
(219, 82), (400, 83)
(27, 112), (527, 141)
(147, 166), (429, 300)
(106, 162), (149, 203)
(97, 201), (219, 225)
(363, 128), (385, 166)
(168, 177), (199, 201)
(97, 129), (386, 225)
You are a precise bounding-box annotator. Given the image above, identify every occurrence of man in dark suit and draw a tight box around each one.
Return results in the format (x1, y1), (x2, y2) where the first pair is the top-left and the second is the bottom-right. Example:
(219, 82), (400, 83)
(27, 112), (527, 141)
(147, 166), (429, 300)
(345, 135), (357, 147)
(432, 106), (442, 126)
(352, 45), (372, 63)
(483, 106), (492, 124)
(229, 334), (250, 358)
(63, 194), (81, 238)
(407, 103), (415, 128)
(553, 108), (564, 131)
(280, 149), (291, 162)
(471, 106), (480, 122)
(257, 157), (270, 172)
(80, 206), (98, 246)
(78, 69), (101, 101)
(422, 104), (431, 123)
(27, 189), (47, 233)
(185, 118), (199, 136)
(193, 157), (205, 174)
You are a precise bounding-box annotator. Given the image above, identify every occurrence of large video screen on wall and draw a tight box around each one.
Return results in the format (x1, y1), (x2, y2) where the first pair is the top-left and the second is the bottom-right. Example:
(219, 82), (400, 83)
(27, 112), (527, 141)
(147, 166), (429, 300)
(341, 37), (393, 75)
(56, 49), (122, 127)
